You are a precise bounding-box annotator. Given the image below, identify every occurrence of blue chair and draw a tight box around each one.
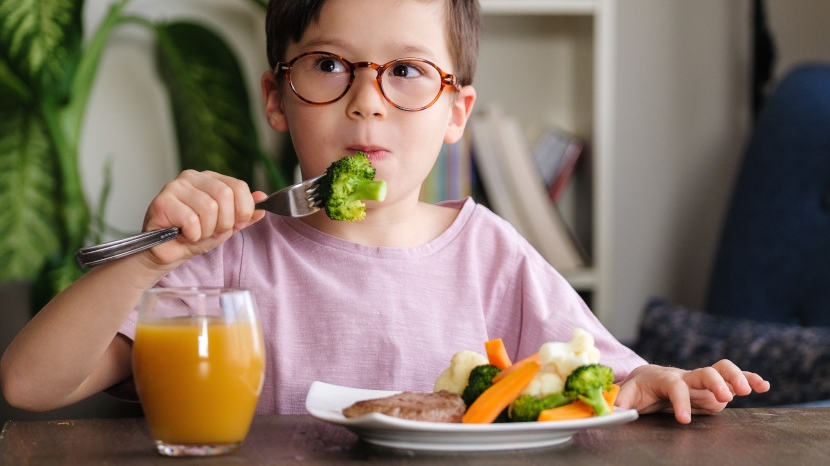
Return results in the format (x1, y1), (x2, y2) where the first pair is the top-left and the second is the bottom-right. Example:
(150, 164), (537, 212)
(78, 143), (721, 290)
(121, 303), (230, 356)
(635, 64), (830, 407)
(706, 63), (830, 326)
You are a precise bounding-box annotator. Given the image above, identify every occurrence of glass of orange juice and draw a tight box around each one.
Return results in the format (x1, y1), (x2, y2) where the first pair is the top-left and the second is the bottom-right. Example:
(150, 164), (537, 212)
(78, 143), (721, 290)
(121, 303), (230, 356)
(133, 287), (265, 457)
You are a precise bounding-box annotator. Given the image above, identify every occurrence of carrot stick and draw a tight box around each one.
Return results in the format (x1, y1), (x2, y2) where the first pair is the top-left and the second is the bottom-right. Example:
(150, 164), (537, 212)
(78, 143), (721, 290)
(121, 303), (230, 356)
(537, 384), (621, 421)
(491, 352), (540, 384)
(603, 383), (620, 412)
(485, 338), (512, 370)
(537, 400), (594, 421)
(462, 359), (541, 424)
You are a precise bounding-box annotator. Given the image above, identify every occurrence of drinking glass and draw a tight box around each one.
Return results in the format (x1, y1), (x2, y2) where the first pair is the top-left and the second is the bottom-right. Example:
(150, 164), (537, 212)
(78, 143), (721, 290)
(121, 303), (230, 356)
(133, 287), (265, 457)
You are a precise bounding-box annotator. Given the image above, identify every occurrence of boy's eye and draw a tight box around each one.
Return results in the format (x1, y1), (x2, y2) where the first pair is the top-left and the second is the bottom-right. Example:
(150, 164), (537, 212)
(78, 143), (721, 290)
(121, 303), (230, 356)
(315, 58), (348, 74)
(389, 62), (424, 79)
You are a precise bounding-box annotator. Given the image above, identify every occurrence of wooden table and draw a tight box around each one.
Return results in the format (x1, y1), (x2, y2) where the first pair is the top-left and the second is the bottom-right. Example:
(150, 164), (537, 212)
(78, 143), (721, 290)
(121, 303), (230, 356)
(2, 409), (829, 465)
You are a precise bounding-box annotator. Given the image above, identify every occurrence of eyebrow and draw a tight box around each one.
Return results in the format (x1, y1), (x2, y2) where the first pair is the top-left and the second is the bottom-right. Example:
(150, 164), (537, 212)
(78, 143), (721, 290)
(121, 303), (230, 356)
(397, 44), (436, 58)
(299, 37), (345, 51)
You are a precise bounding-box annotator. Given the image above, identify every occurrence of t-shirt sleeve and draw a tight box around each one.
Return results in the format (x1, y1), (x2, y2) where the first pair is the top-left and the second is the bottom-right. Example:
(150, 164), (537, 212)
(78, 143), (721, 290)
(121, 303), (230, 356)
(499, 236), (648, 382)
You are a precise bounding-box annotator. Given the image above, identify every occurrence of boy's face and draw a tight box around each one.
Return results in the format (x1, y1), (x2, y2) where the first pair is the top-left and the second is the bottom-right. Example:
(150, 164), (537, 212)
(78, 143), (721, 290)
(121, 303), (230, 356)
(262, 0), (476, 208)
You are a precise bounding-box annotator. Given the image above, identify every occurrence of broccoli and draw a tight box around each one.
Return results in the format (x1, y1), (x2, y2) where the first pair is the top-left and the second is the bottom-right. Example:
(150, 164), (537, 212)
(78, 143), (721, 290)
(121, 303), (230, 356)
(461, 364), (501, 407)
(564, 363), (615, 416)
(319, 152), (387, 221)
(510, 392), (571, 422)
(461, 364), (510, 423)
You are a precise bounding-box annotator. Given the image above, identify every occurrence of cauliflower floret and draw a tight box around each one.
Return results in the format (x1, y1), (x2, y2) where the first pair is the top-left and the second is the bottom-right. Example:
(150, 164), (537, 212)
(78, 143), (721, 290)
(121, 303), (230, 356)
(521, 328), (602, 397)
(521, 370), (565, 398)
(540, 328), (601, 375)
(433, 350), (488, 394)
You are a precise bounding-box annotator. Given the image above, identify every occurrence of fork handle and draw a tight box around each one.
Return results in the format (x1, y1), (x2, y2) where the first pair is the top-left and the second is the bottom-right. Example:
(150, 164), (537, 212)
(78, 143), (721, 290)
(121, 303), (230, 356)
(75, 227), (181, 268)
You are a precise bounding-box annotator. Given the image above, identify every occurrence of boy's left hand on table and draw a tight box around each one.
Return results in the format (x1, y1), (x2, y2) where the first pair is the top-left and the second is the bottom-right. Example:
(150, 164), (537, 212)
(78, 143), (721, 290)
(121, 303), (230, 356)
(615, 359), (771, 424)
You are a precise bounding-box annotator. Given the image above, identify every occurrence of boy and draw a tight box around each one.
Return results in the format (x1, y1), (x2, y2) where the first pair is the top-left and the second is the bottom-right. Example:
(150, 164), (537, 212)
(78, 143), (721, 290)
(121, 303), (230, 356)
(0, 0), (767, 423)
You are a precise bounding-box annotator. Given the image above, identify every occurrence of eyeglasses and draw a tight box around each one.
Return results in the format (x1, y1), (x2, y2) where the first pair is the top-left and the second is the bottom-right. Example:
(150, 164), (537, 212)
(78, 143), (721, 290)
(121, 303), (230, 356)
(275, 51), (458, 111)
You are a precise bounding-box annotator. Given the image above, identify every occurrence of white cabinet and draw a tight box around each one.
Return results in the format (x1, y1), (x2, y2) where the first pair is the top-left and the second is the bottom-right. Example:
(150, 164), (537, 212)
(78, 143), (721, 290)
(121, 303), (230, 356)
(476, 0), (616, 326)
(476, 1), (753, 342)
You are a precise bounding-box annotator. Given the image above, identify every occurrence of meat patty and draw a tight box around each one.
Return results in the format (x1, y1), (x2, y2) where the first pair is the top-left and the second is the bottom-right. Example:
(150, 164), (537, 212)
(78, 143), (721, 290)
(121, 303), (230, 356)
(342, 390), (466, 423)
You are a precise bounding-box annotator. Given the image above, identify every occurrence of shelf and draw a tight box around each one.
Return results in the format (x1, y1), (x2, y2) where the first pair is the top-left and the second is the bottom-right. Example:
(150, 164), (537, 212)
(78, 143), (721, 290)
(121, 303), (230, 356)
(562, 268), (596, 291)
(474, 15), (595, 143)
(480, 0), (598, 15)
(474, 1), (608, 323)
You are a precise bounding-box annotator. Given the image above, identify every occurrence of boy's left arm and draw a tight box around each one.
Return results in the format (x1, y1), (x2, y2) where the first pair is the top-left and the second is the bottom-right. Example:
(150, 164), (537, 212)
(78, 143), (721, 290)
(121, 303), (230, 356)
(615, 359), (771, 424)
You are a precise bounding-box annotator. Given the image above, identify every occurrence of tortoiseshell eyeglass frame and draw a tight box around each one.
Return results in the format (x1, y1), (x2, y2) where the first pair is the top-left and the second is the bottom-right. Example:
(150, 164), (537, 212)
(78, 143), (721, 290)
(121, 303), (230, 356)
(275, 51), (458, 112)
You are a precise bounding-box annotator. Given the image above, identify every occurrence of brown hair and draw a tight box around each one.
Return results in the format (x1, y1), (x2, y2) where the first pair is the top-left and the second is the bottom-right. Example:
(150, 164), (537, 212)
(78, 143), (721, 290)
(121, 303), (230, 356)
(264, 0), (480, 86)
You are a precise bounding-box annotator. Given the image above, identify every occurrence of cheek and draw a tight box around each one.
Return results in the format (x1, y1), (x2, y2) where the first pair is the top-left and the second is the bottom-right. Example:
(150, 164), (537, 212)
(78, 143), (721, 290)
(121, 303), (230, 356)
(413, 109), (455, 153)
(400, 116), (451, 175)
(283, 109), (343, 175)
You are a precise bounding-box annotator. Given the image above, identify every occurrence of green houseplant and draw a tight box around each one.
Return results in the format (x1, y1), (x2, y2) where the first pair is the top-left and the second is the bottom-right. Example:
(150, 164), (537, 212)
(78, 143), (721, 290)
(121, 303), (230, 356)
(0, 0), (286, 309)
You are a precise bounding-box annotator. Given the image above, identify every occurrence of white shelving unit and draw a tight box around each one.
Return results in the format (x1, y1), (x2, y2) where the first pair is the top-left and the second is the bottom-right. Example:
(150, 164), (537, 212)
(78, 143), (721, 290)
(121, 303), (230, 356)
(477, 0), (615, 324)
(481, 0), (599, 14)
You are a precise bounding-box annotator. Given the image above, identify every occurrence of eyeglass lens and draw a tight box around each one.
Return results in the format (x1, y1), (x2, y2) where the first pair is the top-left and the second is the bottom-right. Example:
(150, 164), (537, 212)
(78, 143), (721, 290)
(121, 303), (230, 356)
(287, 53), (447, 110)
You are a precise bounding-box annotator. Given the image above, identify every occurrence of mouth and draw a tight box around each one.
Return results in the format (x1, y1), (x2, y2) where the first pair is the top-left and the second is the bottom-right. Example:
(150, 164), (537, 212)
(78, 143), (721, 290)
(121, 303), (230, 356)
(348, 146), (389, 162)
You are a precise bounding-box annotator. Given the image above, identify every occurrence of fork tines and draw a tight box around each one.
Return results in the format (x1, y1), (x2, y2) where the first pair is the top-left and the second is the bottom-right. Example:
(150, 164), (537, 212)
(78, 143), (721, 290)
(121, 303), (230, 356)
(306, 183), (322, 209)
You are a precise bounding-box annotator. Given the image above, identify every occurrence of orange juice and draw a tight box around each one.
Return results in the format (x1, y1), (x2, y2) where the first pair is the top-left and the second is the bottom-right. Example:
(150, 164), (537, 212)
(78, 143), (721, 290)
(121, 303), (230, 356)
(133, 316), (265, 445)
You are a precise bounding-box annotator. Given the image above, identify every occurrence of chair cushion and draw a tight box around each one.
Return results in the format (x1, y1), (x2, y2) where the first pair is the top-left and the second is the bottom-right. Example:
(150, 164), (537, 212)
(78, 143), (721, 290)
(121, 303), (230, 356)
(634, 298), (830, 407)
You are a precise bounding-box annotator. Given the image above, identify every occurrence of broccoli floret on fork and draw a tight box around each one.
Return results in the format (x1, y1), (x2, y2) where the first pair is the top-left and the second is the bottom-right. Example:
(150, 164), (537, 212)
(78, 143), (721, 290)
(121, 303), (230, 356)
(320, 152), (387, 221)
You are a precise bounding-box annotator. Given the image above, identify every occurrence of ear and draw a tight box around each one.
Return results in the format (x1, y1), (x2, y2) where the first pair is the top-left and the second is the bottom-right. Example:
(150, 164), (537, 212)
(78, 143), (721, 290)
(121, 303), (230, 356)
(443, 85), (476, 144)
(261, 71), (289, 132)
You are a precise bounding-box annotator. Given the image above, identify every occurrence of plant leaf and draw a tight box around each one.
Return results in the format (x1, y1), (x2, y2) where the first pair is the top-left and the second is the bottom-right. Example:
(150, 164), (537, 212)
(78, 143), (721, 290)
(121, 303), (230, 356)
(0, 104), (60, 281)
(0, 0), (83, 98)
(153, 21), (259, 184)
(0, 55), (31, 103)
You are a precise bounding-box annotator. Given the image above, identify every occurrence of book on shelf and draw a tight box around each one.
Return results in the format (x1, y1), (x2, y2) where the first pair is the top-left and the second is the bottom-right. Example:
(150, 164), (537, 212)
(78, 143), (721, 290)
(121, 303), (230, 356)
(466, 111), (527, 231)
(531, 126), (584, 203)
(421, 132), (473, 203)
(468, 106), (586, 271)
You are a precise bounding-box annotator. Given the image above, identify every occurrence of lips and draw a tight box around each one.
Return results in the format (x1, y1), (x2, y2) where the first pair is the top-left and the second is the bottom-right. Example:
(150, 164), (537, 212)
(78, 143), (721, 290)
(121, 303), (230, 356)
(349, 146), (389, 162)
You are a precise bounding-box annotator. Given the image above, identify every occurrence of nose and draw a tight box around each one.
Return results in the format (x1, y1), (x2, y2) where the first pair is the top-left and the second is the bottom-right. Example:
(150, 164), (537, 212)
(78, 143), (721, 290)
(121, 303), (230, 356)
(345, 63), (387, 119)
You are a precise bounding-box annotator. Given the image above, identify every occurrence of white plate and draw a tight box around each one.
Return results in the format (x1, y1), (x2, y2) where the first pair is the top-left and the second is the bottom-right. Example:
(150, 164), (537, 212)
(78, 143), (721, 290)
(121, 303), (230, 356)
(305, 381), (638, 451)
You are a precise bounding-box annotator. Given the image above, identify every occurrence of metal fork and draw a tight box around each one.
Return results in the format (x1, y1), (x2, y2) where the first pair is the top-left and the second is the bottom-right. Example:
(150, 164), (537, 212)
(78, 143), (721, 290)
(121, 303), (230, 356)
(75, 174), (325, 268)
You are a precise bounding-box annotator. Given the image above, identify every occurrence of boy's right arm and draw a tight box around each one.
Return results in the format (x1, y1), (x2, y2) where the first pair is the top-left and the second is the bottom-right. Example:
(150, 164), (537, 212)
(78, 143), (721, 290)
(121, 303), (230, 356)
(0, 170), (266, 412)
(0, 257), (170, 411)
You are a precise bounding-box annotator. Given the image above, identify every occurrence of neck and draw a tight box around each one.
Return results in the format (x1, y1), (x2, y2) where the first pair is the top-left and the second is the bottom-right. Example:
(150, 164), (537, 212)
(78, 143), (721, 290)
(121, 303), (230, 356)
(301, 199), (459, 248)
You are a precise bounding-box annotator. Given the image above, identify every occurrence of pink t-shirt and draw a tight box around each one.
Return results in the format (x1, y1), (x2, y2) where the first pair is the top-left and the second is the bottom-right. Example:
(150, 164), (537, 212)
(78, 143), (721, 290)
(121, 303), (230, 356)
(118, 198), (646, 414)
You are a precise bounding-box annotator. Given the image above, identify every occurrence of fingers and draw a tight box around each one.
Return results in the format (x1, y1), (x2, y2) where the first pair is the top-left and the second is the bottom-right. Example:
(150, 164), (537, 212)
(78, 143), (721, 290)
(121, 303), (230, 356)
(619, 361), (770, 425)
(744, 371), (772, 394)
(146, 170), (259, 243)
(682, 365), (735, 403)
(708, 359), (747, 396)
(613, 379), (637, 411)
(710, 359), (770, 397)
(675, 361), (771, 419)
(657, 370), (730, 423)
(666, 381), (692, 424)
(615, 365), (689, 421)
